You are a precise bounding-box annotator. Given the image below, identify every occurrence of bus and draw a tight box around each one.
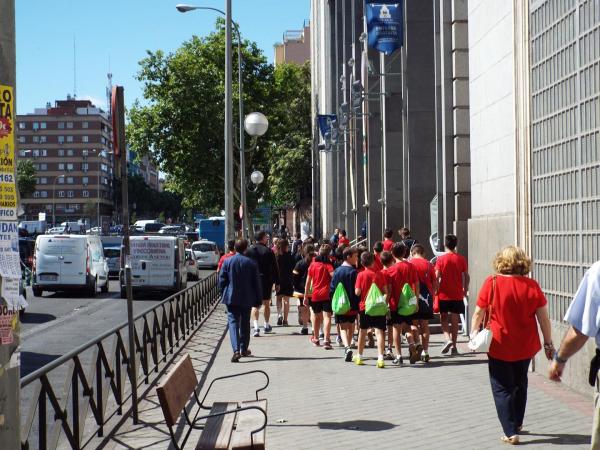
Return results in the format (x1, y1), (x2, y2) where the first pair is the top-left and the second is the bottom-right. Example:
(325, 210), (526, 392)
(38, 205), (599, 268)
(198, 217), (225, 252)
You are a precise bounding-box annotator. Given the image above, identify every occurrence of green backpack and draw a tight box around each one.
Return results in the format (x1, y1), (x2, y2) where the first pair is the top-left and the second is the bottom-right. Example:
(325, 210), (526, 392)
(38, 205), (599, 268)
(365, 283), (389, 317)
(398, 283), (418, 316)
(332, 283), (351, 315)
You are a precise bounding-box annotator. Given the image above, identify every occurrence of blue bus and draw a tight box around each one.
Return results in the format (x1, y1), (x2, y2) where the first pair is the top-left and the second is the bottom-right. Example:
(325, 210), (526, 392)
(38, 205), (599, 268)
(198, 217), (225, 252)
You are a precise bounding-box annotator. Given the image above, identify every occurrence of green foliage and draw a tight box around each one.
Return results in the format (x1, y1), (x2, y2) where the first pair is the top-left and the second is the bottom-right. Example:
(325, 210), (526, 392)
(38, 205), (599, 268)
(127, 174), (183, 220)
(16, 159), (37, 198)
(127, 21), (312, 214)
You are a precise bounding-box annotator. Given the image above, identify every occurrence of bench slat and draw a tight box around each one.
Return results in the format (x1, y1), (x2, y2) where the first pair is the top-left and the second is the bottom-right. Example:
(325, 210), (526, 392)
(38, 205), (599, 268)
(230, 400), (267, 450)
(156, 354), (198, 427)
(196, 402), (237, 450)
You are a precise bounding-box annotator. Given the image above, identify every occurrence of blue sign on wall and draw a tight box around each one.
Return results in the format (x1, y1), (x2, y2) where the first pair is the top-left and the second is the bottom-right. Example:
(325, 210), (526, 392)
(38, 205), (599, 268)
(317, 114), (337, 140)
(366, 2), (404, 55)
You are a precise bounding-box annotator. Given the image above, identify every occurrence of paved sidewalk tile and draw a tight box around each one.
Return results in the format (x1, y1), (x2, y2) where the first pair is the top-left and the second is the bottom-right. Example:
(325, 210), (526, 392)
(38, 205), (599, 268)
(108, 306), (594, 449)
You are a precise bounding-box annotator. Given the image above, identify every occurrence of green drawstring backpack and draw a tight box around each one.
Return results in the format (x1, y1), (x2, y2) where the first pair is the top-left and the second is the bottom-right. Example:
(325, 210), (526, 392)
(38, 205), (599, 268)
(365, 283), (389, 317)
(332, 283), (351, 315)
(398, 283), (418, 316)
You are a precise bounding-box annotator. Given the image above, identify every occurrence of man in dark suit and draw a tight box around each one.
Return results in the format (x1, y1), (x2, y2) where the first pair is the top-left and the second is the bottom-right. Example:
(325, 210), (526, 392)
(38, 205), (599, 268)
(247, 231), (280, 336)
(219, 239), (262, 362)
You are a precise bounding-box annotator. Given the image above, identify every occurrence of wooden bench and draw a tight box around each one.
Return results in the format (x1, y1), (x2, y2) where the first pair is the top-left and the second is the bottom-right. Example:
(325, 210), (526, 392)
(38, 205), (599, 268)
(156, 354), (269, 450)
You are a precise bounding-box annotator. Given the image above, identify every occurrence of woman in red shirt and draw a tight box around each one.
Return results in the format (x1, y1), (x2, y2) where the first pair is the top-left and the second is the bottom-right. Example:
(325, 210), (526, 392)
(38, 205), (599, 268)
(470, 246), (554, 445)
(305, 244), (335, 348)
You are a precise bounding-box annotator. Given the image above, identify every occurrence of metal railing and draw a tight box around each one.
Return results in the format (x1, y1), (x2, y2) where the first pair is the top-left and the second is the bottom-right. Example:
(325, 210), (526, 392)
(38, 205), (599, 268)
(20, 273), (221, 450)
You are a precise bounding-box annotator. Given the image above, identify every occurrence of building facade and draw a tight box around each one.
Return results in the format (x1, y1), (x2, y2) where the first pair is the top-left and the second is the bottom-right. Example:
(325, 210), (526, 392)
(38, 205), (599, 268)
(274, 22), (311, 66)
(16, 98), (115, 227)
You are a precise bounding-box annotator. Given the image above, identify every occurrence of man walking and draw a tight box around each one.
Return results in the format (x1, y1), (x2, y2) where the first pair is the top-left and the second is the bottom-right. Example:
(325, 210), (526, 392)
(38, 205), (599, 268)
(247, 231), (280, 336)
(219, 239), (262, 362)
(435, 234), (469, 355)
(549, 260), (600, 448)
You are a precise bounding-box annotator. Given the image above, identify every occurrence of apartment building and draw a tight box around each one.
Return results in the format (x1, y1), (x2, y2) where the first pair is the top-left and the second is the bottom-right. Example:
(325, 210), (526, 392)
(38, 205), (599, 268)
(16, 97), (115, 226)
(274, 22), (311, 66)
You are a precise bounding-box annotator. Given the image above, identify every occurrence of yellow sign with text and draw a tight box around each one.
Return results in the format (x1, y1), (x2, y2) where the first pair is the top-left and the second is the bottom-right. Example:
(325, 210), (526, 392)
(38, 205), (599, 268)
(0, 183), (17, 210)
(0, 85), (15, 175)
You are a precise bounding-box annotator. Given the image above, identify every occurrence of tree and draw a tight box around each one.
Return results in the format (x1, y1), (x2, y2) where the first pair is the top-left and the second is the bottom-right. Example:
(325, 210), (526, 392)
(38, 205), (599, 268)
(16, 159), (36, 198)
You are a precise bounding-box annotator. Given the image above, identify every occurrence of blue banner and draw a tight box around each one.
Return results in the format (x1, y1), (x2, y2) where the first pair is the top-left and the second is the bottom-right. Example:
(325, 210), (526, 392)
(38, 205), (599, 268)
(317, 114), (337, 140)
(366, 2), (403, 55)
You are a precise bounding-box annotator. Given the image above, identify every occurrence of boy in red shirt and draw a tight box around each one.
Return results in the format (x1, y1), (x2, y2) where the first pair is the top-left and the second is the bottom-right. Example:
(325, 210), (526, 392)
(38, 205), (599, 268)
(382, 228), (394, 251)
(435, 234), (470, 355)
(305, 244), (335, 349)
(380, 251), (396, 360)
(372, 241), (384, 272)
(410, 244), (438, 362)
(338, 229), (350, 247)
(354, 251), (389, 368)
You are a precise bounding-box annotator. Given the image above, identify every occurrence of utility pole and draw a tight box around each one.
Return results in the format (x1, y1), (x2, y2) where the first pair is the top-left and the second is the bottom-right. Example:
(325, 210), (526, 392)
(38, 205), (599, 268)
(0, 0), (20, 446)
(224, 0), (235, 241)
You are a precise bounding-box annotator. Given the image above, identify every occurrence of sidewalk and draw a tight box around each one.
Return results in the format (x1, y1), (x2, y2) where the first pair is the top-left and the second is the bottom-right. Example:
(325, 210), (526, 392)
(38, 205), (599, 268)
(107, 306), (594, 449)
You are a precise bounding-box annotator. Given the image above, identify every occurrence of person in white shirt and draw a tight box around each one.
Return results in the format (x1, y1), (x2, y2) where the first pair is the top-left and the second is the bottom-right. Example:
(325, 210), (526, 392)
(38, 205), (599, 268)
(549, 261), (600, 448)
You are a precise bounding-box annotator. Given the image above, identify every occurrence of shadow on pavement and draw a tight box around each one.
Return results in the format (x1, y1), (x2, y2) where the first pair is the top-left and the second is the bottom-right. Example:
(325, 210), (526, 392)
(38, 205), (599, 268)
(21, 351), (61, 377)
(318, 420), (395, 432)
(520, 431), (591, 446)
(19, 312), (56, 324)
(240, 355), (341, 363)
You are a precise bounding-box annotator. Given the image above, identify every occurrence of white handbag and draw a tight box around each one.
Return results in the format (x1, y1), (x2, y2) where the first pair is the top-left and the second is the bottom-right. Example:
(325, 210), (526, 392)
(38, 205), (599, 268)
(468, 276), (496, 352)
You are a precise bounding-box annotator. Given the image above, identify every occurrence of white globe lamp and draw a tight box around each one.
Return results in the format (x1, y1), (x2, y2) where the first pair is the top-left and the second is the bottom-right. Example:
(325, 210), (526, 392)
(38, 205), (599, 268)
(250, 170), (264, 185)
(244, 112), (269, 137)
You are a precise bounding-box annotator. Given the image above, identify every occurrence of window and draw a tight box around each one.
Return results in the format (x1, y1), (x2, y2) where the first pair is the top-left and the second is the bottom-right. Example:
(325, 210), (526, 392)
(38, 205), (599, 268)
(58, 136), (65, 144)
(32, 150), (39, 157)
(40, 191), (48, 198)
(40, 149), (47, 156)
(18, 150), (27, 157)
(82, 190), (89, 198)
(82, 135), (89, 143)
(58, 191), (65, 198)
(82, 149), (89, 157)
(18, 136), (25, 143)
(33, 191), (40, 198)
(58, 122), (65, 129)
(67, 191), (74, 198)
(39, 163), (47, 170)
(32, 122), (39, 130)
(67, 149), (74, 156)
(58, 163), (65, 170)
(40, 122), (47, 129)
(66, 177), (74, 184)
(66, 122), (73, 129)
(101, 163), (108, 172)
(57, 176), (64, 184)
(66, 136), (73, 143)
(39, 136), (47, 143)
(82, 163), (89, 171)
(82, 177), (89, 185)
(18, 122), (25, 130)
(45, 204), (52, 211)
(32, 136), (39, 143)
(102, 177), (108, 185)
(58, 149), (65, 156)
(67, 163), (74, 171)
(82, 121), (89, 129)
(40, 177), (47, 184)
(101, 137), (107, 145)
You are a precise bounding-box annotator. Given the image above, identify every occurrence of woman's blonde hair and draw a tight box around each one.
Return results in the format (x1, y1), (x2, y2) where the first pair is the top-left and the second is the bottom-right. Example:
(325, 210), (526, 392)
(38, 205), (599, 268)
(493, 246), (532, 275)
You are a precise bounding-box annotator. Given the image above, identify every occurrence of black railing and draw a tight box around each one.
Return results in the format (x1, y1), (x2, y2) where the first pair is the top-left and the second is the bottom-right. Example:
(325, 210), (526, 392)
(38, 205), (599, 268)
(20, 273), (221, 450)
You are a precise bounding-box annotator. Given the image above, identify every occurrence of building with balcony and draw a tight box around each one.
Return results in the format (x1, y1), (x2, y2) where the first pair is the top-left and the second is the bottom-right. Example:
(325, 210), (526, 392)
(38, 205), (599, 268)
(274, 21), (311, 66)
(16, 97), (115, 226)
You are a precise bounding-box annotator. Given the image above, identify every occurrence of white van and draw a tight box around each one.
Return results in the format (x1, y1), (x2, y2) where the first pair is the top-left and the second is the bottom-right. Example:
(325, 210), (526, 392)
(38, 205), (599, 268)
(133, 219), (158, 233)
(32, 234), (109, 297)
(120, 236), (187, 298)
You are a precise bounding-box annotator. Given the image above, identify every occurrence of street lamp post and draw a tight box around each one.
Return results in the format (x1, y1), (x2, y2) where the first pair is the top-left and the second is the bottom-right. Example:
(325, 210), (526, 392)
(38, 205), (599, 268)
(52, 174), (65, 227)
(243, 112), (268, 237)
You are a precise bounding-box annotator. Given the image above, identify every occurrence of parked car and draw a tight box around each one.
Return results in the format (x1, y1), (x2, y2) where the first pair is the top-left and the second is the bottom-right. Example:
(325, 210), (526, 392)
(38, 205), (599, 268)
(185, 249), (199, 281)
(133, 219), (158, 233)
(46, 226), (65, 234)
(143, 222), (165, 234)
(32, 234), (109, 297)
(191, 240), (220, 269)
(158, 225), (185, 235)
(104, 245), (121, 278)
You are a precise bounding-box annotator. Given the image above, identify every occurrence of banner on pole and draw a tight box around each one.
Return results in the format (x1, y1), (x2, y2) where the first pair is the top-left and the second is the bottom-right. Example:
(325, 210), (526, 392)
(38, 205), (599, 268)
(366, 2), (403, 55)
(317, 114), (337, 140)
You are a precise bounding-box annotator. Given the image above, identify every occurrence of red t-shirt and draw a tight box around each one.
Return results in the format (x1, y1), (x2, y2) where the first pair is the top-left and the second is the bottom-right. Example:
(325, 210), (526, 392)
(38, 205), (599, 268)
(435, 252), (468, 300)
(355, 267), (387, 311)
(308, 260), (333, 302)
(383, 239), (394, 252)
(338, 236), (350, 246)
(385, 260), (418, 311)
(410, 257), (436, 295)
(373, 254), (384, 272)
(477, 275), (547, 361)
(217, 252), (235, 271)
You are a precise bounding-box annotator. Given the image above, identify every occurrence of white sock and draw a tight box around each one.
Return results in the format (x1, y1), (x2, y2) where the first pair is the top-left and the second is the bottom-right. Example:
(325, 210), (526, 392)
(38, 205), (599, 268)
(264, 321), (270, 327)
(253, 320), (259, 329)
(357, 353), (363, 359)
(378, 354), (384, 361)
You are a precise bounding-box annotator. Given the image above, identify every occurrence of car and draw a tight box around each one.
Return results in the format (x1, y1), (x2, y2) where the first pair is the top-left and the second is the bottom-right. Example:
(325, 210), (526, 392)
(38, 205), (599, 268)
(46, 226), (65, 234)
(143, 222), (165, 234)
(158, 225), (185, 235)
(104, 245), (121, 278)
(185, 249), (199, 281)
(87, 226), (102, 235)
(191, 240), (220, 269)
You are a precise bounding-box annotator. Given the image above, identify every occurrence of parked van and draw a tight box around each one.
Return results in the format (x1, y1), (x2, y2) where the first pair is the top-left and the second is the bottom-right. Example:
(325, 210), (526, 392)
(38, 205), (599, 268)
(120, 236), (187, 298)
(32, 234), (109, 297)
(133, 219), (158, 233)
(60, 221), (86, 234)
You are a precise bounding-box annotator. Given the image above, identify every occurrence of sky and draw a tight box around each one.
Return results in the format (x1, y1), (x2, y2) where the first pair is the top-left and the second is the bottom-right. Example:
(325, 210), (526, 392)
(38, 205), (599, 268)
(15, 0), (310, 114)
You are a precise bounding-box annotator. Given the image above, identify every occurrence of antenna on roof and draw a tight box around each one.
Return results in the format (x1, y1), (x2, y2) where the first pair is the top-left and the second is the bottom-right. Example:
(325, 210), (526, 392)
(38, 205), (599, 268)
(107, 55), (113, 114)
(73, 36), (77, 99)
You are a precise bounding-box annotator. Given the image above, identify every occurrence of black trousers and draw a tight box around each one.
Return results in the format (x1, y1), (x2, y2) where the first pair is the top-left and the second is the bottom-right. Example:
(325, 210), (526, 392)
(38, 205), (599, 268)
(488, 356), (531, 437)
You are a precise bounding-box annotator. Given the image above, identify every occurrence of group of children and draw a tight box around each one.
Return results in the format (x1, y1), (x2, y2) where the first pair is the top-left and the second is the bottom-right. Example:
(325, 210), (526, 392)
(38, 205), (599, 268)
(275, 228), (469, 368)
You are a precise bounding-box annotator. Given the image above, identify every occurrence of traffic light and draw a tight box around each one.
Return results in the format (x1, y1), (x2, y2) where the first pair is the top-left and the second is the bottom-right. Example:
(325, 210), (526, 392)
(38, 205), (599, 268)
(351, 80), (363, 110)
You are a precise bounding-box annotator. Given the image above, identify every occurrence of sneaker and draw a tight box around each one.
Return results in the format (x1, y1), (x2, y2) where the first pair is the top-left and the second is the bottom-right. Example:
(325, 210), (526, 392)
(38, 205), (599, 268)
(344, 349), (354, 362)
(441, 341), (452, 354)
(264, 324), (273, 333)
(282, 320), (288, 326)
(336, 335), (343, 347)
(253, 328), (260, 338)
(384, 348), (394, 361)
(241, 349), (252, 357)
(409, 345), (419, 364)
(393, 355), (403, 365)
(353, 355), (364, 365)
(311, 336), (320, 347)
(277, 316), (283, 326)
(350, 339), (357, 349)
(323, 341), (333, 350)
(231, 351), (241, 363)
(300, 327), (309, 335)
(376, 360), (385, 369)
(421, 352), (430, 363)
(451, 347), (459, 356)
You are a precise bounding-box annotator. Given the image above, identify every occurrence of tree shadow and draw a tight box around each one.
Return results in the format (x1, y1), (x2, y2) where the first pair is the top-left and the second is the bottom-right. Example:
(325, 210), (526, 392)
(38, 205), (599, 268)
(318, 420), (395, 432)
(19, 312), (56, 324)
(20, 351), (61, 378)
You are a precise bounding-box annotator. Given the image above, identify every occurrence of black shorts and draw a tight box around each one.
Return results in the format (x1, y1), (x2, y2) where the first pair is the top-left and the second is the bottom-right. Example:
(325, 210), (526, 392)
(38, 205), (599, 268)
(336, 313), (358, 324)
(276, 288), (294, 297)
(260, 279), (274, 300)
(389, 311), (416, 325)
(439, 299), (465, 315)
(310, 300), (333, 314)
(359, 311), (387, 330)
(414, 298), (434, 320)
